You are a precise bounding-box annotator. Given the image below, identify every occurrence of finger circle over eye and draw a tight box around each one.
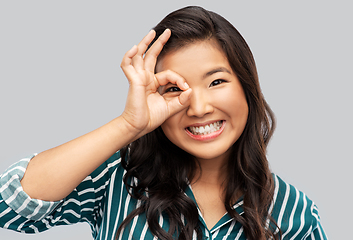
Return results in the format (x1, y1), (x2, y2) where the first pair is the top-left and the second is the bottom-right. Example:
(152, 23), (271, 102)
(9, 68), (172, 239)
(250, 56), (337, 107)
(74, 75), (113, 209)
(155, 70), (189, 90)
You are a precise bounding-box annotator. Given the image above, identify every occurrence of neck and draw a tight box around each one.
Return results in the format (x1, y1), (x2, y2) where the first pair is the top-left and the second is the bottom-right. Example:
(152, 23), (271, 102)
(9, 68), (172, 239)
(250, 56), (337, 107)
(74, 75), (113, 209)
(190, 151), (243, 206)
(191, 155), (228, 186)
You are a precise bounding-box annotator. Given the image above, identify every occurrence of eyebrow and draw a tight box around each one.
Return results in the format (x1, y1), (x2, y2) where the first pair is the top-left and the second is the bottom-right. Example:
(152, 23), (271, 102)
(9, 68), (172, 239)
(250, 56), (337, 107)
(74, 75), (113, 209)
(203, 67), (231, 79)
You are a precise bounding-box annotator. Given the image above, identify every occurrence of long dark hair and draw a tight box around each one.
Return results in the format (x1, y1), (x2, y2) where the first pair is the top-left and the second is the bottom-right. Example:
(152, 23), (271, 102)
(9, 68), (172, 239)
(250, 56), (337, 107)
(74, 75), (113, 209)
(116, 6), (280, 240)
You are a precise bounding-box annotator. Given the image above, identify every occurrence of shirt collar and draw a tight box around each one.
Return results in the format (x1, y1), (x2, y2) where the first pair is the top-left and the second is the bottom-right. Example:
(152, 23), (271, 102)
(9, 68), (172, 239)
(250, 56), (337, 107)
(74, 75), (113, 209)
(184, 184), (244, 232)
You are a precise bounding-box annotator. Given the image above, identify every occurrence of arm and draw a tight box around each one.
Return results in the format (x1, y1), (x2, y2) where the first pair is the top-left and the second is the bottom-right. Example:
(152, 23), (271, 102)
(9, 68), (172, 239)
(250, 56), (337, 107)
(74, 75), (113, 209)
(20, 116), (136, 202)
(20, 29), (191, 202)
(0, 152), (121, 236)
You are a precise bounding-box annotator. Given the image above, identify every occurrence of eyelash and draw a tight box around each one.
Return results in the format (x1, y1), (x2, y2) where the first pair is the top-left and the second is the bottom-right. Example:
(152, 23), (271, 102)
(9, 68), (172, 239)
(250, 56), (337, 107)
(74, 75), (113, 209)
(209, 79), (226, 87)
(165, 86), (181, 93)
(164, 79), (226, 93)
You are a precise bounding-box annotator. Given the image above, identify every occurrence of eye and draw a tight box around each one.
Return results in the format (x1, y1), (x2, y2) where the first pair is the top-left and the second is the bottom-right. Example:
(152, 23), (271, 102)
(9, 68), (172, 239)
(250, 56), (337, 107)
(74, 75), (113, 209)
(164, 86), (181, 93)
(209, 79), (226, 87)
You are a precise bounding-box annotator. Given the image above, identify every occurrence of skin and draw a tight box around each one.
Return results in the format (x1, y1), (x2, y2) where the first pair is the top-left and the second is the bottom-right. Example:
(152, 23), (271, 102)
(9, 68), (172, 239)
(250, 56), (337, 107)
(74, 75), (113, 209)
(20, 29), (248, 230)
(157, 40), (249, 229)
(21, 29), (191, 201)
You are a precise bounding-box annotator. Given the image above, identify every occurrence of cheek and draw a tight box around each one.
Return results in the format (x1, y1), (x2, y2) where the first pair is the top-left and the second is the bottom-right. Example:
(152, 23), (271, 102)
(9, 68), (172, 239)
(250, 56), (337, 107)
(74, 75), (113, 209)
(218, 90), (249, 126)
(233, 96), (248, 117)
(219, 87), (248, 111)
(233, 99), (249, 124)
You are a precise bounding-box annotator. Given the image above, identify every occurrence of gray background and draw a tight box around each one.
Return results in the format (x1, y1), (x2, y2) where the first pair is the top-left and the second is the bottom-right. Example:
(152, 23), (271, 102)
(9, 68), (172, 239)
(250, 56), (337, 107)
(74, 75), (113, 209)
(1, 0), (351, 239)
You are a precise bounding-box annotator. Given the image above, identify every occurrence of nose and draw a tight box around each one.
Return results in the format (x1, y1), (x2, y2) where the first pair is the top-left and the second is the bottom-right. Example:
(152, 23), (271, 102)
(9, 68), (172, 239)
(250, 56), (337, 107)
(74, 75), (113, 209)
(186, 90), (214, 117)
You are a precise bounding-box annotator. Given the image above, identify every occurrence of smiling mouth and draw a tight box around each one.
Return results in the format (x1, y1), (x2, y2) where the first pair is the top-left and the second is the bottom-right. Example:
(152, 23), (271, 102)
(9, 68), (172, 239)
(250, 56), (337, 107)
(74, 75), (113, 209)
(187, 120), (223, 135)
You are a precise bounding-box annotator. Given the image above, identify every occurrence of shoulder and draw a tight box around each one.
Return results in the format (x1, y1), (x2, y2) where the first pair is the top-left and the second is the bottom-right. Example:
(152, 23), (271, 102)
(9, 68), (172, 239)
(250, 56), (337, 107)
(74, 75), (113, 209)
(271, 174), (325, 239)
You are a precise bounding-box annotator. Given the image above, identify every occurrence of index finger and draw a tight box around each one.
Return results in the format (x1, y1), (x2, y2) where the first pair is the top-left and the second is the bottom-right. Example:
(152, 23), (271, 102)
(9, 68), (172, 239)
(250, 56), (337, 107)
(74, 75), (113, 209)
(144, 29), (171, 72)
(155, 70), (189, 92)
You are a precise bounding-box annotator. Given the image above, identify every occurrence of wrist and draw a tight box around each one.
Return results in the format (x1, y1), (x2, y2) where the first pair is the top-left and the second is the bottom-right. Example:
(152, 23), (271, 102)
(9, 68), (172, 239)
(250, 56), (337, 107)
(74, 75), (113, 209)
(112, 115), (143, 142)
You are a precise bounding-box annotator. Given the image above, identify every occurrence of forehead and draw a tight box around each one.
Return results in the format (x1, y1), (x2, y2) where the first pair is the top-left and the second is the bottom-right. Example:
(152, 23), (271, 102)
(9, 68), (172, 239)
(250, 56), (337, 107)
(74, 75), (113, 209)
(155, 40), (232, 76)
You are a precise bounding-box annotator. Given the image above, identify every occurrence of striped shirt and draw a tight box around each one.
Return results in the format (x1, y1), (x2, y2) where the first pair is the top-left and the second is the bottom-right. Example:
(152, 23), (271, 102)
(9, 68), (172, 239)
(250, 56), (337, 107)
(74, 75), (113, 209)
(0, 151), (327, 239)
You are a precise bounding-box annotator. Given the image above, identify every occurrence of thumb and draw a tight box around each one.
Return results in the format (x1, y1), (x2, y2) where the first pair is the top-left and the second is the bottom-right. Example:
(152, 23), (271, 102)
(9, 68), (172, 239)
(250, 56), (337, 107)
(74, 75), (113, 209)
(166, 88), (192, 116)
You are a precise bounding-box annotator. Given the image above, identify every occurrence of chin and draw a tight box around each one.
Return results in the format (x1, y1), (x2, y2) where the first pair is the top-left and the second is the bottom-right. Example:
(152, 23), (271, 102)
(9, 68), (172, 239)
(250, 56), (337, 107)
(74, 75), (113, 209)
(180, 144), (233, 162)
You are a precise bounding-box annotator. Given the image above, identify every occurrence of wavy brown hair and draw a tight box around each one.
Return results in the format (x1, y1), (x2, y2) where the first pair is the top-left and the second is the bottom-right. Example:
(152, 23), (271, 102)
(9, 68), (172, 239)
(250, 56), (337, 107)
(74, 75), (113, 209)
(116, 6), (280, 240)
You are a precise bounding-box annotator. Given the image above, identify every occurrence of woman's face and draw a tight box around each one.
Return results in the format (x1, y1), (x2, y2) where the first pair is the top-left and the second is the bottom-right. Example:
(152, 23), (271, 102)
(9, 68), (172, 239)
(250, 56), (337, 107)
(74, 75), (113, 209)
(156, 40), (248, 163)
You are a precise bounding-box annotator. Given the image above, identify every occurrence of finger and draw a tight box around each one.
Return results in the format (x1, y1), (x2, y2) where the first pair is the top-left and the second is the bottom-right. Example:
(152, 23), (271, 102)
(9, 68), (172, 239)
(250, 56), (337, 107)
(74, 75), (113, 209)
(155, 70), (189, 91)
(120, 45), (138, 81)
(121, 45), (138, 68)
(131, 30), (156, 69)
(144, 29), (171, 72)
(167, 88), (192, 116)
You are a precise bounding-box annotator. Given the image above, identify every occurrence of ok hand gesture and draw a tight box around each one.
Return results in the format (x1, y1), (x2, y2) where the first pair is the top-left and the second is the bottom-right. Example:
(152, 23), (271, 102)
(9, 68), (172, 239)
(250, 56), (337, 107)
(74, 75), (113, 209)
(120, 29), (191, 139)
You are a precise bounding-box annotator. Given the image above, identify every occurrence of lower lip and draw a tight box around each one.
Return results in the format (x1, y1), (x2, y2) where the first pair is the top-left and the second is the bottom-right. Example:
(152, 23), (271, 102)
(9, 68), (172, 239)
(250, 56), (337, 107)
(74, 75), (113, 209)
(185, 121), (226, 141)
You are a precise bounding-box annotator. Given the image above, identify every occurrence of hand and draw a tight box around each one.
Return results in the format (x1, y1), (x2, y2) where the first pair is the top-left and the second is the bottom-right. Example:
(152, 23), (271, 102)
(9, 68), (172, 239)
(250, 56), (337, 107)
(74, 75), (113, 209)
(120, 29), (192, 139)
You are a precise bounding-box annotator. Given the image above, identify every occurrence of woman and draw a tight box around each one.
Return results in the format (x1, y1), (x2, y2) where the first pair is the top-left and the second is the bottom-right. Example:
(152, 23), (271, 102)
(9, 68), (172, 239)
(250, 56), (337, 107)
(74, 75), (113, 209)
(0, 6), (327, 240)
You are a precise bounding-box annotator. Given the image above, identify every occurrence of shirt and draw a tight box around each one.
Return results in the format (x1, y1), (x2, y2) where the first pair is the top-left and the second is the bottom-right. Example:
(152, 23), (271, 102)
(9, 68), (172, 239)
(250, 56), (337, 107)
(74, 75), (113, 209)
(0, 151), (327, 239)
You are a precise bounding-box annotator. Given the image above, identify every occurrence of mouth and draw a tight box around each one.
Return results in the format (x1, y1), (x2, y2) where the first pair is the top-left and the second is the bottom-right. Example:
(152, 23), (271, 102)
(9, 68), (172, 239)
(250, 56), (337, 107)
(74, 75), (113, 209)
(187, 120), (223, 135)
(185, 120), (225, 141)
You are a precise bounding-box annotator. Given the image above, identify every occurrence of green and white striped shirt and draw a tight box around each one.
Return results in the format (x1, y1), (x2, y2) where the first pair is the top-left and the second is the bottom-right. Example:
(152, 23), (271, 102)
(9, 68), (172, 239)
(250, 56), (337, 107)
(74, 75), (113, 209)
(0, 151), (327, 239)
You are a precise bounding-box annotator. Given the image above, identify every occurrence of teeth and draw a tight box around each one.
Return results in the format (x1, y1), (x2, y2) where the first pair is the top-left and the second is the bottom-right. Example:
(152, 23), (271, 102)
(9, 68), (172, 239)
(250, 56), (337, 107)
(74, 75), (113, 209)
(188, 121), (222, 135)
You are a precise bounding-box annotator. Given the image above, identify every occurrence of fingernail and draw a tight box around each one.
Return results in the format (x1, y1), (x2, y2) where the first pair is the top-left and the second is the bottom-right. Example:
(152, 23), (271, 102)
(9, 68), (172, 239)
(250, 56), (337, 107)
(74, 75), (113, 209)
(186, 88), (192, 99)
(184, 82), (189, 89)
